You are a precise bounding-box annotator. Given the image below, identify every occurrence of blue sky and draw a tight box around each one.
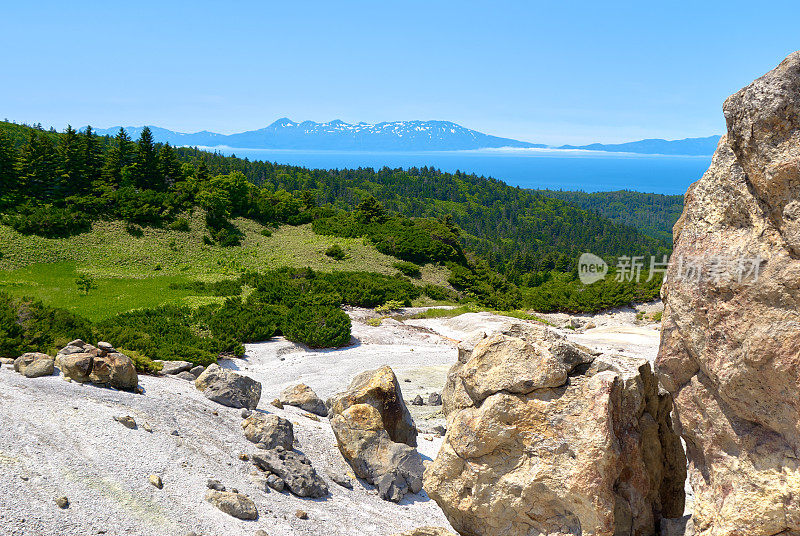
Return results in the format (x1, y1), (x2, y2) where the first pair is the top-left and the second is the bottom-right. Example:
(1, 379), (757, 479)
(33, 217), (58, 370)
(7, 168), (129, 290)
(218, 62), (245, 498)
(2, 1), (799, 144)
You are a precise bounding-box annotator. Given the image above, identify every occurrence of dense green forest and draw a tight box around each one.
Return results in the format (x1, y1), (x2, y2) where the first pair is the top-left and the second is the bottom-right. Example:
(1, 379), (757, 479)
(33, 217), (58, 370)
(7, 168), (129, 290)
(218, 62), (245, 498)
(536, 190), (683, 242)
(0, 120), (669, 330)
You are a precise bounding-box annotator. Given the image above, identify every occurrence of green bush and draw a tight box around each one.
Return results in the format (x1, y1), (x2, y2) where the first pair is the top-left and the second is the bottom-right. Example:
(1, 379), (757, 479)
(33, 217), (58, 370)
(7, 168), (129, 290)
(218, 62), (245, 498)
(375, 299), (405, 313)
(283, 305), (351, 348)
(169, 218), (190, 231)
(260, 228), (272, 237)
(422, 283), (457, 301)
(393, 261), (421, 278)
(3, 203), (90, 238)
(325, 244), (346, 260)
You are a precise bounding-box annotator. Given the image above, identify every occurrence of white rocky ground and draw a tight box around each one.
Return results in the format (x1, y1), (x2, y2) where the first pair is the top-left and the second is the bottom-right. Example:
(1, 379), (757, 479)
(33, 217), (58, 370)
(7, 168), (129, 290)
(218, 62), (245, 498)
(0, 303), (663, 536)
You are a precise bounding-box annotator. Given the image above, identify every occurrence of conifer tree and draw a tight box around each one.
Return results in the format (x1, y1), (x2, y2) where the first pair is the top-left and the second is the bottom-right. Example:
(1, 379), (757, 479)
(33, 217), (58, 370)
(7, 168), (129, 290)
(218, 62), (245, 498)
(58, 125), (84, 197)
(80, 126), (102, 191)
(16, 131), (58, 200)
(101, 128), (133, 187)
(157, 143), (182, 187)
(133, 127), (160, 190)
(0, 129), (17, 204)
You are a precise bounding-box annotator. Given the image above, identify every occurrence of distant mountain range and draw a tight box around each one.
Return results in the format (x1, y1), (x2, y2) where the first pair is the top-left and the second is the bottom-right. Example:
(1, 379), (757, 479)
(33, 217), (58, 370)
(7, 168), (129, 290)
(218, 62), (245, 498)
(91, 119), (720, 155)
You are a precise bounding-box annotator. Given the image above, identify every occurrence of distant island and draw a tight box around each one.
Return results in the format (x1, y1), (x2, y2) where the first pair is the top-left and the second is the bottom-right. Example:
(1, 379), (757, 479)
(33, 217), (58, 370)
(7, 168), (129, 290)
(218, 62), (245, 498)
(91, 119), (720, 156)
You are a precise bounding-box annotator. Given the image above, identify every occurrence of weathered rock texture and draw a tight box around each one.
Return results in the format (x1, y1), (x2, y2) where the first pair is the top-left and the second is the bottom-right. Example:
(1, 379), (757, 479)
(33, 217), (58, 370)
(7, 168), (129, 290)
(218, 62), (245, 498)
(328, 366), (424, 502)
(195, 364), (261, 409)
(251, 446), (329, 498)
(14, 352), (54, 378)
(279, 383), (328, 416)
(426, 325), (685, 536)
(657, 51), (800, 536)
(241, 413), (294, 450)
(55, 341), (137, 391)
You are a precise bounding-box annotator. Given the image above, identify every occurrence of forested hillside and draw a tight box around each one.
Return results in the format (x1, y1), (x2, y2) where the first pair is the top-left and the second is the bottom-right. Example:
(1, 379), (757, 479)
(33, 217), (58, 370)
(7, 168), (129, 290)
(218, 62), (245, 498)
(0, 120), (669, 315)
(536, 190), (683, 242)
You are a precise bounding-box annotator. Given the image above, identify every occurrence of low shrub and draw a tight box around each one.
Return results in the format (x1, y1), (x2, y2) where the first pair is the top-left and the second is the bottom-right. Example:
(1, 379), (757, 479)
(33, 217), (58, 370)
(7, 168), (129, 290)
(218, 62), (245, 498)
(3, 203), (90, 238)
(375, 299), (404, 313)
(325, 244), (346, 260)
(169, 218), (190, 231)
(393, 261), (421, 278)
(283, 305), (351, 348)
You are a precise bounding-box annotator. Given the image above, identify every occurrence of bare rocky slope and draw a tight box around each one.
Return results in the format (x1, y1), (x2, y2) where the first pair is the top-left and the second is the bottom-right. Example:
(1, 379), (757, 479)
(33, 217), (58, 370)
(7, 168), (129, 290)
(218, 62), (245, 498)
(657, 51), (800, 536)
(0, 305), (664, 536)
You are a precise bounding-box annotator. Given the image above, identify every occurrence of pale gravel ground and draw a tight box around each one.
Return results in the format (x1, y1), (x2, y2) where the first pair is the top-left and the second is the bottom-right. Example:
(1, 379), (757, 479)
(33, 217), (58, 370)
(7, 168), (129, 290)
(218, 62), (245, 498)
(0, 305), (665, 536)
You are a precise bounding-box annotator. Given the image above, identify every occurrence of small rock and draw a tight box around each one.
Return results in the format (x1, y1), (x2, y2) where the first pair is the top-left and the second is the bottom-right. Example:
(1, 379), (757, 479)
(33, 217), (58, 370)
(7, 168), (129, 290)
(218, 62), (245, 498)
(251, 448), (327, 498)
(411, 395), (424, 406)
(266, 474), (285, 492)
(195, 364), (262, 410)
(189, 365), (205, 378)
(205, 489), (258, 520)
(271, 398), (283, 409)
(97, 341), (115, 352)
(241, 408), (253, 418)
(295, 510), (308, 520)
(113, 415), (137, 429)
(55, 496), (69, 509)
(175, 371), (197, 381)
(239, 452), (250, 461)
(255, 530), (269, 536)
(303, 412), (320, 422)
(426, 392), (442, 406)
(431, 425), (446, 437)
(142, 422), (153, 433)
(171, 429), (180, 436)
(20, 475), (29, 481)
(279, 384), (327, 416)
(149, 475), (163, 489)
(207, 479), (226, 491)
(326, 469), (354, 489)
(404, 378), (411, 383)
(157, 360), (193, 375)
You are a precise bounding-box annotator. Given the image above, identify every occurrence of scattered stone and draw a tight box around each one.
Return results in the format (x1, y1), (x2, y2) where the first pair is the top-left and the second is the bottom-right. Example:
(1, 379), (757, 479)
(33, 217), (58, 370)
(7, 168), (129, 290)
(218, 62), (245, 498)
(265, 474), (285, 492)
(656, 51), (800, 536)
(241, 408), (252, 418)
(328, 366), (423, 502)
(241, 413), (294, 450)
(239, 452), (249, 461)
(156, 360), (193, 375)
(431, 425), (446, 437)
(302, 412), (320, 422)
(14, 352), (54, 378)
(170, 429), (180, 436)
(0, 357), (15, 366)
(426, 392), (442, 406)
(279, 384), (327, 416)
(251, 447), (328, 498)
(113, 415), (137, 429)
(204, 489), (258, 520)
(148, 474), (163, 489)
(403, 378), (411, 383)
(584, 321), (597, 330)
(271, 398), (283, 409)
(411, 395), (424, 406)
(207, 479), (226, 492)
(142, 422), (153, 433)
(189, 365), (205, 378)
(97, 341), (115, 352)
(425, 327), (685, 536)
(295, 510), (308, 520)
(55, 496), (69, 509)
(391, 528), (458, 536)
(326, 469), (353, 489)
(255, 530), (269, 536)
(175, 371), (196, 381)
(195, 364), (261, 410)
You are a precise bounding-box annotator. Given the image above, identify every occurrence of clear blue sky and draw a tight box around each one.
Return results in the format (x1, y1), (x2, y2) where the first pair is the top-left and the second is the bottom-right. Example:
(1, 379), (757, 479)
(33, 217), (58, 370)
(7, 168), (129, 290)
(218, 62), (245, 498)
(2, 0), (799, 144)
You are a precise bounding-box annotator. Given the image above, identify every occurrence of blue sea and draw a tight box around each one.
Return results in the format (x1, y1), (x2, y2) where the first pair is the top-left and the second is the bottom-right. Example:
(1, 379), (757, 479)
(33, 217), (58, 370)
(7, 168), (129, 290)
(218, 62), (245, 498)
(202, 147), (711, 195)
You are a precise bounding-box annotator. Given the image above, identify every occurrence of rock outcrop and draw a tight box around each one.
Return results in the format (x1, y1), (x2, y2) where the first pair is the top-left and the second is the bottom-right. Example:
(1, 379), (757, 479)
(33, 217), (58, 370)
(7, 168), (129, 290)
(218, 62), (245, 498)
(241, 413), (294, 450)
(657, 51), (800, 536)
(14, 352), (54, 378)
(279, 383), (328, 416)
(194, 364), (261, 409)
(328, 366), (424, 502)
(55, 340), (137, 391)
(250, 446), (329, 498)
(425, 326), (685, 536)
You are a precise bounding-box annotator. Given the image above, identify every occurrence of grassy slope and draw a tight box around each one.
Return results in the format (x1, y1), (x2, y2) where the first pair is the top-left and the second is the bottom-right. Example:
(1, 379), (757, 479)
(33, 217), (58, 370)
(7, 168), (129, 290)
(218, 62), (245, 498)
(0, 212), (447, 320)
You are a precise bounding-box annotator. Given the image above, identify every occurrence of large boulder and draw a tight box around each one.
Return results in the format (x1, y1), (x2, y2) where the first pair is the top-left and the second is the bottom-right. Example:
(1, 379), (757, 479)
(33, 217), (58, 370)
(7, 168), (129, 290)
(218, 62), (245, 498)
(89, 353), (137, 391)
(241, 413), (294, 450)
(55, 341), (137, 391)
(204, 490), (258, 520)
(328, 366), (423, 502)
(328, 365), (417, 447)
(279, 383), (327, 416)
(657, 51), (800, 536)
(195, 364), (261, 410)
(425, 327), (686, 536)
(250, 446), (328, 498)
(14, 352), (54, 378)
